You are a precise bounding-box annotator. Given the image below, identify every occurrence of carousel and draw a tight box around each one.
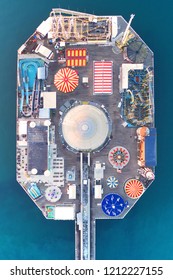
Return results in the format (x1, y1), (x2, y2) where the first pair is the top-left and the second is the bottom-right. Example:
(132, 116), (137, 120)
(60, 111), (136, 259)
(108, 146), (130, 171)
(101, 193), (128, 217)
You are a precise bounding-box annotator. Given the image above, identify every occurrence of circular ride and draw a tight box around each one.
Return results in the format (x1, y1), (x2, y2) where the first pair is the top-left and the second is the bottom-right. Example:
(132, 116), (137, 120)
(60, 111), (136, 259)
(108, 146), (130, 170)
(101, 193), (128, 217)
(60, 103), (111, 152)
(45, 186), (62, 203)
(107, 176), (118, 188)
(124, 179), (144, 199)
(127, 39), (148, 63)
(54, 67), (79, 93)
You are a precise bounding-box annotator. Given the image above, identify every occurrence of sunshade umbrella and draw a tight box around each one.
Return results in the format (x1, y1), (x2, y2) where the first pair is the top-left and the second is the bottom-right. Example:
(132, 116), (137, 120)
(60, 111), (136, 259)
(124, 179), (144, 199)
(107, 176), (118, 188)
(54, 67), (79, 93)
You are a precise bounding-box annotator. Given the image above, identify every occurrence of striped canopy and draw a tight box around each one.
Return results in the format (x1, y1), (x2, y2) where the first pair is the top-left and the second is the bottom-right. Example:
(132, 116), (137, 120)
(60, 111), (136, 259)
(54, 67), (79, 93)
(107, 176), (118, 188)
(124, 179), (144, 199)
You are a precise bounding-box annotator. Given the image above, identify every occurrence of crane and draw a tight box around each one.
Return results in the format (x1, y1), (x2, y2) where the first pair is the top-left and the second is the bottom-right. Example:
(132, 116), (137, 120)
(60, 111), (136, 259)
(116, 14), (135, 50)
(121, 14), (135, 44)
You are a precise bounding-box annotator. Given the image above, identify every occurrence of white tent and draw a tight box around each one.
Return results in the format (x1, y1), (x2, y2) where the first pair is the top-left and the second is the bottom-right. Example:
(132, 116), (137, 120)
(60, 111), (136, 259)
(67, 184), (76, 199)
(35, 44), (53, 59)
(39, 108), (50, 119)
(18, 121), (27, 135)
(94, 185), (103, 199)
(41, 91), (56, 109)
(111, 16), (118, 38)
(54, 205), (75, 220)
(37, 67), (46, 80)
(36, 17), (52, 37)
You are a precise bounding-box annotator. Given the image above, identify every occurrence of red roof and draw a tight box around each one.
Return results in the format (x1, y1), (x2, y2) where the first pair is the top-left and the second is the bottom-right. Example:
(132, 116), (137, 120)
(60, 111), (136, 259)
(93, 61), (113, 94)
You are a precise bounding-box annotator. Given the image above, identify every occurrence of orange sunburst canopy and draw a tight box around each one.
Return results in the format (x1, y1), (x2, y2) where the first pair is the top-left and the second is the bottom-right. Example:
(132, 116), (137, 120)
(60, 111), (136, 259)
(124, 179), (144, 199)
(54, 67), (79, 93)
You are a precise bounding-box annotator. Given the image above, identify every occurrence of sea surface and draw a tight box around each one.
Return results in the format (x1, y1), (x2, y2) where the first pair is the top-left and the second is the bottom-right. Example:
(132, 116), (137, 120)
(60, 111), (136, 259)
(0, 0), (173, 260)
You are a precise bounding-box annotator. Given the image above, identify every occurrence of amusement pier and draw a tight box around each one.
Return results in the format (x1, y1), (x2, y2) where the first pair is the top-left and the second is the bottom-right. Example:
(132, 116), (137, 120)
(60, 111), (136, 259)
(16, 8), (156, 260)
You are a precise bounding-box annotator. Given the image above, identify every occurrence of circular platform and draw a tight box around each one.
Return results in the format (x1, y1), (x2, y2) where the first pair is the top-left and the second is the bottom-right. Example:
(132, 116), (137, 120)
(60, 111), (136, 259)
(124, 179), (144, 199)
(101, 193), (128, 217)
(45, 186), (62, 203)
(127, 40), (148, 63)
(61, 104), (111, 152)
(108, 146), (130, 169)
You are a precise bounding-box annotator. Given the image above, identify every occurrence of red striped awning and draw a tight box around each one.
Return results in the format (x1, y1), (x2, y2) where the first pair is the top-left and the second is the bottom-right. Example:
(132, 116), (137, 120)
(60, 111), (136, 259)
(93, 61), (113, 95)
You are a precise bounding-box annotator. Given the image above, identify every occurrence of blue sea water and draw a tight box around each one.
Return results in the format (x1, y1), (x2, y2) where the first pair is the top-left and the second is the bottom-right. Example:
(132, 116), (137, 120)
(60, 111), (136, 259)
(0, 0), (173, 260)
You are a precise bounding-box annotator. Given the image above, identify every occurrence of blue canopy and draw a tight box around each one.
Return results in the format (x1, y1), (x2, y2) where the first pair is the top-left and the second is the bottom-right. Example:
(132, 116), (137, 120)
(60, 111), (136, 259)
(145, 128), (157, 167)
(101, 193), (128, 217)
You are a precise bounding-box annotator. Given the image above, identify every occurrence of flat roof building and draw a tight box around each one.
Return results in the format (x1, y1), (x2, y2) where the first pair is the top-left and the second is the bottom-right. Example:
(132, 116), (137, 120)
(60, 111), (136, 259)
(27, 123), (48, 175)
(36, 17), (52, 37)
(41, 91), (56, 109)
